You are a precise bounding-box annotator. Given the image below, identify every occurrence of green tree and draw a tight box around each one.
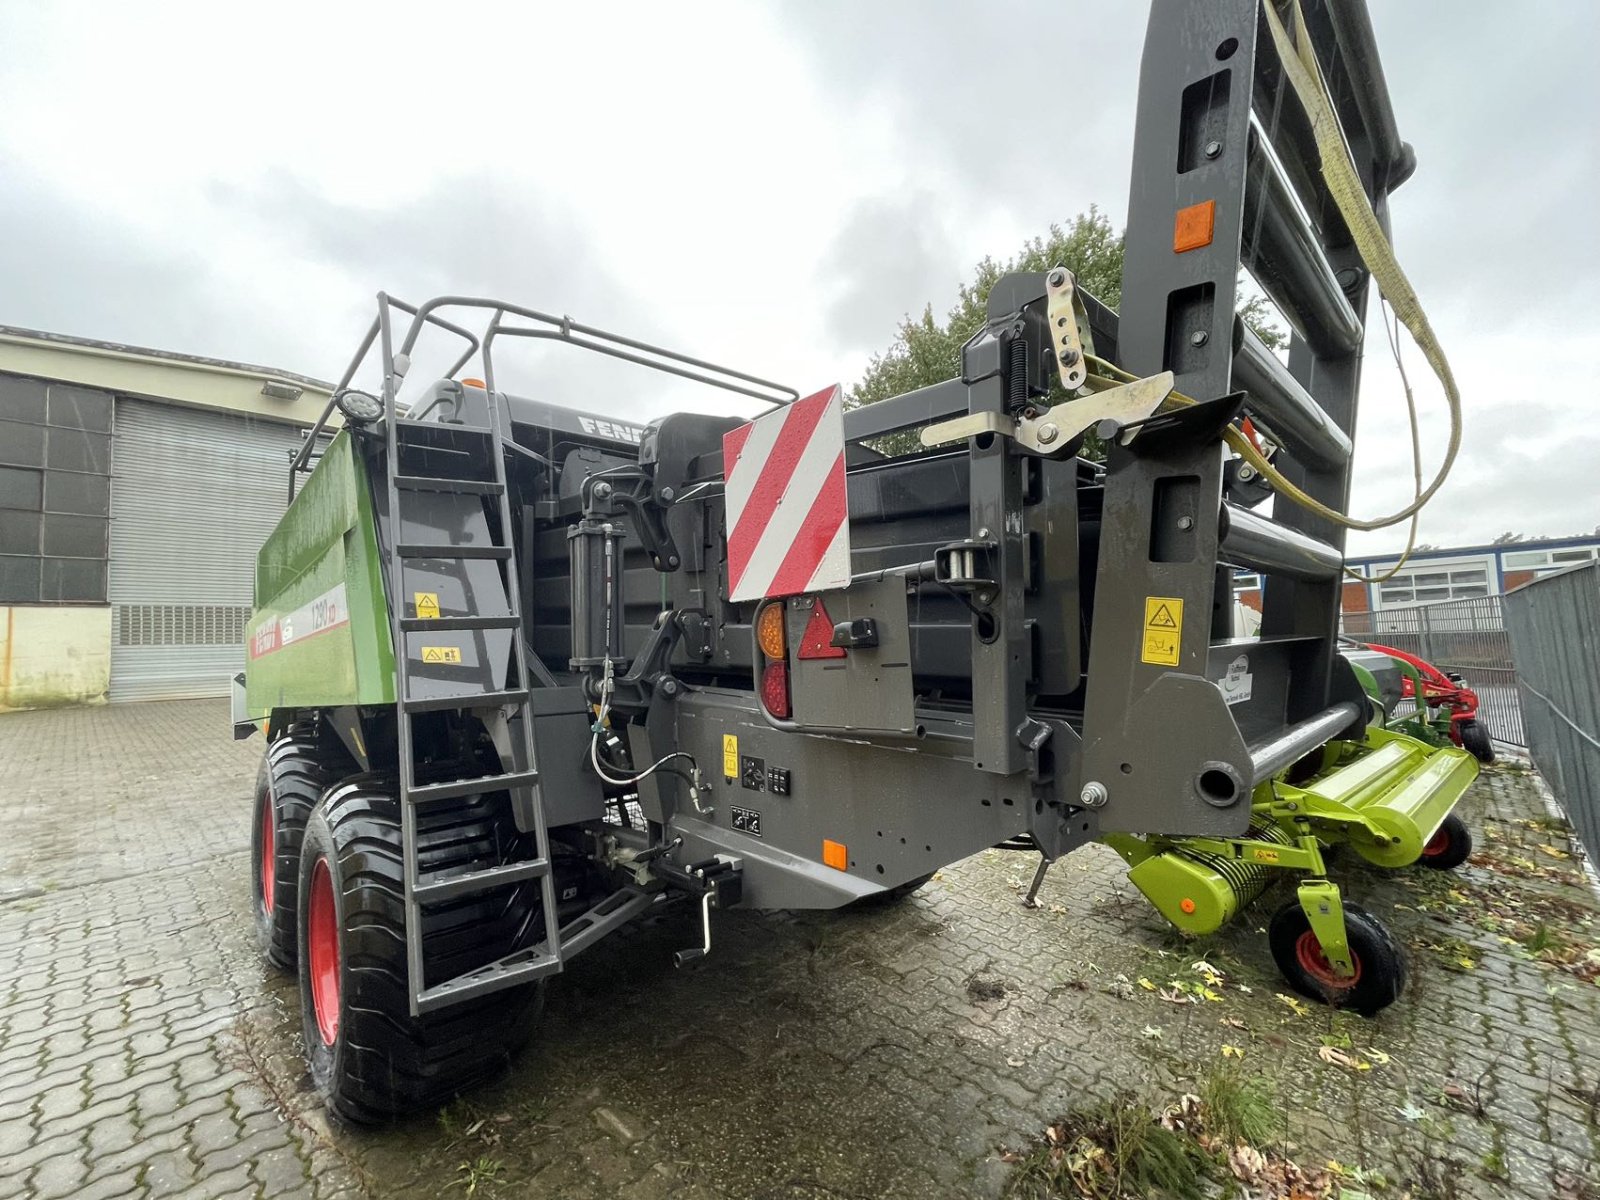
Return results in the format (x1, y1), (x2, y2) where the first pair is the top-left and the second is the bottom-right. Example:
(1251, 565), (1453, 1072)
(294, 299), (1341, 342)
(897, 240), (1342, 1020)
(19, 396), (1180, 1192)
(849, 207), (1284, 455)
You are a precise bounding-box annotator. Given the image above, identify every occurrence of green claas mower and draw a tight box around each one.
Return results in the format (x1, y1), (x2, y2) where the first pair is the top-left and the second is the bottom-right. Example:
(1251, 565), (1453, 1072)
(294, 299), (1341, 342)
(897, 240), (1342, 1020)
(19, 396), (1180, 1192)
(236, 0), (1476, 1122)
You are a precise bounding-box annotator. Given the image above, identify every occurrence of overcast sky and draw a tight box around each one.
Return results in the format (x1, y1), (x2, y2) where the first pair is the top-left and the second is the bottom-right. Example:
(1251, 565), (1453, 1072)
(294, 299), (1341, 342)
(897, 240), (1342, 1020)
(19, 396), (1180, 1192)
(1, 1), (1595, 556)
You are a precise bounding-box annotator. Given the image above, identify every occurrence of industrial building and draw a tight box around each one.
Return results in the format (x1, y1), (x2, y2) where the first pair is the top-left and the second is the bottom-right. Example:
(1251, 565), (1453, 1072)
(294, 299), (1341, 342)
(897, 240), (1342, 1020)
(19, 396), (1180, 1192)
(1234, 535), (1600, 623)
(0, 327), (329, 708)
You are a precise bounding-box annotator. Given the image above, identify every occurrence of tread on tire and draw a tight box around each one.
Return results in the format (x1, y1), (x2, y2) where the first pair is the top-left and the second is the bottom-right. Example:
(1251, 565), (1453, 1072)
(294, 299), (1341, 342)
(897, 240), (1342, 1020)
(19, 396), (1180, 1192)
(1268, 900), (1407, 1017)
(296, 778), (545, 1124)
(253, 725), (335, 972)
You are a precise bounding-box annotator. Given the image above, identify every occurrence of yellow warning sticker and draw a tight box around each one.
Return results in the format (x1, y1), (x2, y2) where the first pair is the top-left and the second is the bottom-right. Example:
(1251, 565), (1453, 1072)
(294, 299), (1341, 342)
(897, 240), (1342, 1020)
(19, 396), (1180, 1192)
(722, 733), (739, 780)
(1141, 596), (1183, 666)
(420, 646), (462, 664)
(414, 592), (440, 620)
(1249, 847), (1280, 864)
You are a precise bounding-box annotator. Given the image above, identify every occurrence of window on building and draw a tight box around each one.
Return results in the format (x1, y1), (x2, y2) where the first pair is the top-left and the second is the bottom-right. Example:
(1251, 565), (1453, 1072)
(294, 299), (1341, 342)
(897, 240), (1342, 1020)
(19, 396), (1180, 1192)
(0, 375), (112, 604)
(1375, 564), (1489, 608)
(1499, 546), (1597, 577)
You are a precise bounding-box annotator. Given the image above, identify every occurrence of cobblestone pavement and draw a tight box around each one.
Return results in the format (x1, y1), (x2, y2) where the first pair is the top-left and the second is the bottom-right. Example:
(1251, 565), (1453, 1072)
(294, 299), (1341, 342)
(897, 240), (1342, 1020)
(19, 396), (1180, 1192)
(3, 700), (1599, 1199)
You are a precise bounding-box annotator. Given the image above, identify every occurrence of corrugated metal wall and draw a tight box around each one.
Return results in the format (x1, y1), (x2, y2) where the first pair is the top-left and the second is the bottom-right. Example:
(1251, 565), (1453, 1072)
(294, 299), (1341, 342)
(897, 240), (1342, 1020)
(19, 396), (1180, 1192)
(1503, 563), (1600, 866)
(109, 399), (304, 701)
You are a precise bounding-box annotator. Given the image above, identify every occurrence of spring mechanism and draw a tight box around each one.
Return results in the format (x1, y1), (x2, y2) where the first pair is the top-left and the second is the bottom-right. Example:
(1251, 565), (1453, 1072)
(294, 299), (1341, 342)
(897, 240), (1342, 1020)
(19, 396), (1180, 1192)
(1006, 336), (1030, 409)
(1175, 818), (1294, 909)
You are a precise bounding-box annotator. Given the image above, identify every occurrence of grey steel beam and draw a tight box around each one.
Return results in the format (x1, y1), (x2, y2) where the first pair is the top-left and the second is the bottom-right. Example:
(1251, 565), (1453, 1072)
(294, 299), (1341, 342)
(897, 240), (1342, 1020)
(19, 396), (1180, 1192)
(1248, 701), (1361, 785)
(1243, 116), (1363, 355)
(1232, 323), (1352, 470)
(1221, 503), (1342, 583)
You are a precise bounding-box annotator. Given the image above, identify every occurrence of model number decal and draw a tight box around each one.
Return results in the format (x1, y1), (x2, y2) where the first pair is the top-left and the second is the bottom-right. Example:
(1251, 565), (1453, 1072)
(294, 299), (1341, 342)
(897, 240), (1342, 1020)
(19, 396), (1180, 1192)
(730, 806), (763, 837)
(249, 583), (350, 659)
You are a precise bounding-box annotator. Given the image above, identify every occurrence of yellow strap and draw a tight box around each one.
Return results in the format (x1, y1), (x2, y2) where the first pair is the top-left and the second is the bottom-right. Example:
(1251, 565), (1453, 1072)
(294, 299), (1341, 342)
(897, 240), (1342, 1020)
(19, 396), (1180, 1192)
(1242, 0), (1462, 534)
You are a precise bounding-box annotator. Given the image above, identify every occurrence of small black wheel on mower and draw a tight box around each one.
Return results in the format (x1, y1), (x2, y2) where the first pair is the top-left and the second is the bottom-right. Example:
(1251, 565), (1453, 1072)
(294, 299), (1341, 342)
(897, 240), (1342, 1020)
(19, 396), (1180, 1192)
(1268, 900), (1406, 1016)
(297, 780), (544, 1124)
(1419, 811), (1473, 870)
(253, 725), (336, 972)
(1458, 719), (1495, 764)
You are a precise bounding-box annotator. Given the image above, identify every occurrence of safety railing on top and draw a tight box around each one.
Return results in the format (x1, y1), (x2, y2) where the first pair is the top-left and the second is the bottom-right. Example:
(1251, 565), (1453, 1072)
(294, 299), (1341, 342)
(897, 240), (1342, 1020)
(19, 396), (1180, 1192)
(287, 293), (799, 501)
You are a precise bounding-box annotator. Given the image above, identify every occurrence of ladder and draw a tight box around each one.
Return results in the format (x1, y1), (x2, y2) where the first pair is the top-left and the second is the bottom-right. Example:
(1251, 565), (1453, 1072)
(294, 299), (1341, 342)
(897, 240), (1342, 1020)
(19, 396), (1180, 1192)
(378, 364), (564, 1018)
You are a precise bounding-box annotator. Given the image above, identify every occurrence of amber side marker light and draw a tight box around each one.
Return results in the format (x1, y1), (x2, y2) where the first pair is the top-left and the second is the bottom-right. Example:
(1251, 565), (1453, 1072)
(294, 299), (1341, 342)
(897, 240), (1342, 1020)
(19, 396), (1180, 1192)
(461, 377), (486, 389)
(756, 602), (787, 660)
(822, 839), (848, 871)
(1173, 200), (1216, 253)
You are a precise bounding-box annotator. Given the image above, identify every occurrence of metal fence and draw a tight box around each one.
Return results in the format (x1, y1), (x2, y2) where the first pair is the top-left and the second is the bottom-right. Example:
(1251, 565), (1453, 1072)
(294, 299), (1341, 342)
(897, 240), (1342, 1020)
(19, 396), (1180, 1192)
(1503, 562), (1600, 864)
(1341, 594), (1523, 745)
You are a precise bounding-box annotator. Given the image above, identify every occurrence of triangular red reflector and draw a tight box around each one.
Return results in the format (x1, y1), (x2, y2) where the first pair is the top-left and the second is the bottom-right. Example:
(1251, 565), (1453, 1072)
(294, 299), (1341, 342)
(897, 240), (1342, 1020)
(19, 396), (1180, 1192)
(797, 598), (847, 660)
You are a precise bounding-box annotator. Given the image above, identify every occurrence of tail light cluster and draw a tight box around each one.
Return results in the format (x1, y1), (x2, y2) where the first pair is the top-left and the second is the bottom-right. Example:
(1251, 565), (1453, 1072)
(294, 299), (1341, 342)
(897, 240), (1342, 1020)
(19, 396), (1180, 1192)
(755, 602), (791, 720)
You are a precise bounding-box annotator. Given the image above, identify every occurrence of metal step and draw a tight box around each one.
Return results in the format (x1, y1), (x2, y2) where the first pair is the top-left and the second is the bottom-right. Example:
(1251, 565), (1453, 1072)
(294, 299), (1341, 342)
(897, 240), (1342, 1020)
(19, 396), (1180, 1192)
(403, 687), (529, 713)
(401, 615), (521, 632)
(408, 770), (539, 805)
(394, 474), (503, 495)
(397, 543), (512, 560)
(415, 949), (562, 1014)
(413, 859), (549, 904)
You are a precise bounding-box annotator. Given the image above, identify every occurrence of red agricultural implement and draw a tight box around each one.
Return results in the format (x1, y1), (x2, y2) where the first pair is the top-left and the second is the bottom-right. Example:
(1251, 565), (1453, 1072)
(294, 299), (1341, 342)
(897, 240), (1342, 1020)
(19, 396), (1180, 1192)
(1361, 642), (1496, 764)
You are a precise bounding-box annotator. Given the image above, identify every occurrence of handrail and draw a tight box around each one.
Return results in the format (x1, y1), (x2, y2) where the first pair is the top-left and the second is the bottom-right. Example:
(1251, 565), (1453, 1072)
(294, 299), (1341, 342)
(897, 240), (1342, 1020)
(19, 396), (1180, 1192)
(288, 292), (798, 501)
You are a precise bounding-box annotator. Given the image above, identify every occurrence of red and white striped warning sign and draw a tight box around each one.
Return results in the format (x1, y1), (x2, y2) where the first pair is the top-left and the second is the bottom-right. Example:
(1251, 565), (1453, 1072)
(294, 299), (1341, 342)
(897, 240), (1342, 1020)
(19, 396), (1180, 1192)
(723, 385), (851, 602)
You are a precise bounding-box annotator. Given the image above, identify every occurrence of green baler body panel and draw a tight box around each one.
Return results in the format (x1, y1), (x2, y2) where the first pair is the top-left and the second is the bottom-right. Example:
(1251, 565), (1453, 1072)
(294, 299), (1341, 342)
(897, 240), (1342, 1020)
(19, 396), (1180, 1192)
(242, 432), (394, 716)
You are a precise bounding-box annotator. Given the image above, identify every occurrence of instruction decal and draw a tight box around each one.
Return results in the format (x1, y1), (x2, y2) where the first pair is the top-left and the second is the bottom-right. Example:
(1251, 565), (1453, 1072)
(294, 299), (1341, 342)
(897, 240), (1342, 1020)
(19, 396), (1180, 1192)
(1218, 655), (1253, 706)
(722, 734), (739, 781)
(420, 646), (462, 664)
(1140, 596), (1183, 666)
(414, 592), (440, 620)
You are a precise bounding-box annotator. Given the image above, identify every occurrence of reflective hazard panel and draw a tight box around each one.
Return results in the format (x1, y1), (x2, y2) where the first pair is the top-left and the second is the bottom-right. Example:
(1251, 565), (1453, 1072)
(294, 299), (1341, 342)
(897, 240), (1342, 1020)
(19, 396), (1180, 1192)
(797, 598), (847, 660)
(722, 385), (851, 602)
(1140, 596), (1183, 666)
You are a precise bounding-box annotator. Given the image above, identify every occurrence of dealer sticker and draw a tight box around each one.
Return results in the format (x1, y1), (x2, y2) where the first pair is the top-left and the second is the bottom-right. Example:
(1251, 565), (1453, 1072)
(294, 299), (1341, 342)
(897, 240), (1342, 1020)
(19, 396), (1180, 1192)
(1218, 654), (1253, 706)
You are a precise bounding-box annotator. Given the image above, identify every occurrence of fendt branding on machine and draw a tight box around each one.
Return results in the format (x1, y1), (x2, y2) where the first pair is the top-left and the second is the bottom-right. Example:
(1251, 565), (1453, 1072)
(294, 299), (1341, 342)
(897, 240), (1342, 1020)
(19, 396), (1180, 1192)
(249, 583), (349, 659)
(238, 0), (1477, 1124)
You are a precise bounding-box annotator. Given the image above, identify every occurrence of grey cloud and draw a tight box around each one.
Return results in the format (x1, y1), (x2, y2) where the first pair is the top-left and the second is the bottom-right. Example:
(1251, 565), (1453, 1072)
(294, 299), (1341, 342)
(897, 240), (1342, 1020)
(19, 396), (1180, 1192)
(818, 193), (962, 351)
(0, 157), (247, 360)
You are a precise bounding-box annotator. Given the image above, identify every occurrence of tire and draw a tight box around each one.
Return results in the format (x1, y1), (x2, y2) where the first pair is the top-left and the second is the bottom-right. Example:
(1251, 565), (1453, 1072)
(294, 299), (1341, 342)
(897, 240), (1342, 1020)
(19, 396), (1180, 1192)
(296, 779), (545, 1124)
(1458, 719), (1495, 764)
(253, 726), (335, 972)
(1419, 811), (1473, 870)
(1268, 900), (1406, 1016)
(852, 872), (936, 907)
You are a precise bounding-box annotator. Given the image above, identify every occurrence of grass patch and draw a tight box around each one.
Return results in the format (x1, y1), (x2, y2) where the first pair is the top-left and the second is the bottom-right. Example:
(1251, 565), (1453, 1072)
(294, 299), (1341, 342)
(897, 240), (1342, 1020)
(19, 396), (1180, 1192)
(1195, 1065), (1277, 1146)
(1002, 1069), (1326, 1199)
(1001, 1093), (1210, 1200)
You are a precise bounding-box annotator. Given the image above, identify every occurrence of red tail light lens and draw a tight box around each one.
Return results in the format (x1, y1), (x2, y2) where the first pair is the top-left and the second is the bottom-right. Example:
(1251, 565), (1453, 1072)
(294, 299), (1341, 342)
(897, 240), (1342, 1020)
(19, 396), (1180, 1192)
(760, 661), (791, 719)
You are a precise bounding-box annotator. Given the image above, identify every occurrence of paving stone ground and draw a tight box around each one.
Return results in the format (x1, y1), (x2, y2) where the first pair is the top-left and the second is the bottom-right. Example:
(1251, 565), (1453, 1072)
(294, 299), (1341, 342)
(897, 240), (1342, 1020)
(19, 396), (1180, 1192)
(2, 699), (1599, 1199)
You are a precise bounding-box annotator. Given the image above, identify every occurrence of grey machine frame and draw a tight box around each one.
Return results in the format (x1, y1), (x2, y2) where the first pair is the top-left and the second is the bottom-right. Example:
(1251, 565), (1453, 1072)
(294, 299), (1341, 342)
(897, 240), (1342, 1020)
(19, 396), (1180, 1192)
(286, 0), (1415, 1010)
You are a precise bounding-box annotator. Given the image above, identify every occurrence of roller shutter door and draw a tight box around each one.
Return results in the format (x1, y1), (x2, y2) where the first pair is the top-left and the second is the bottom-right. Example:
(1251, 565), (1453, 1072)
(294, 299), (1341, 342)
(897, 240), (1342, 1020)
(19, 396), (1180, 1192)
(110, 400), (304, 701)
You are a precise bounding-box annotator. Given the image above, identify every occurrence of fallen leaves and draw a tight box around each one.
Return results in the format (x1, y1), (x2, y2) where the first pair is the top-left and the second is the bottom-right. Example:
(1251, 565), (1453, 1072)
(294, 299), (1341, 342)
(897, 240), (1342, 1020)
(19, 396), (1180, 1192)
(1140, 1024), (1163, 1039)
(1275, 993), (1312, 1017)
(1221, 1044), (1244, 1059)
(1317, 1045), (1372, 1071)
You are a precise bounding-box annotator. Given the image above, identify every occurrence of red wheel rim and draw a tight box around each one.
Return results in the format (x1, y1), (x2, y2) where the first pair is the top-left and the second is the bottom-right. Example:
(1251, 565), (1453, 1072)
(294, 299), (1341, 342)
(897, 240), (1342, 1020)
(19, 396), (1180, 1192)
(307, 857), (341, 1045)
(1294, 930), (1362, 989)
(259, 792), (275, 914)
(1423, 827), (1449, 858)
